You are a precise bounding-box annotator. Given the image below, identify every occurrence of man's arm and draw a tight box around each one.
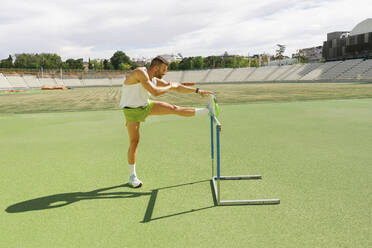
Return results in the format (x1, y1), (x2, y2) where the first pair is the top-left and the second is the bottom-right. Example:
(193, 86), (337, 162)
(133, 69), (173, 96)
(156, 78), (213, 96)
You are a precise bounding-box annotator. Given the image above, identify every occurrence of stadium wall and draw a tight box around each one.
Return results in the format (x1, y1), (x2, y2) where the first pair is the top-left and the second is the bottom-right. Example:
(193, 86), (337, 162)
(1, 60), (372, 91)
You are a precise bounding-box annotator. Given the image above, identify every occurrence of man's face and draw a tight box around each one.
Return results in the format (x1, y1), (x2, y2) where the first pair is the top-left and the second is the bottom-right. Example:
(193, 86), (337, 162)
(156, 64), (168, 79)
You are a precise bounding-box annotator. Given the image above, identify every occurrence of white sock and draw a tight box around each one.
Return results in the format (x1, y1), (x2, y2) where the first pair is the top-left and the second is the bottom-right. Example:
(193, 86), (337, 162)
(128, 164), (136, 176)
(195, 108), (209, 115)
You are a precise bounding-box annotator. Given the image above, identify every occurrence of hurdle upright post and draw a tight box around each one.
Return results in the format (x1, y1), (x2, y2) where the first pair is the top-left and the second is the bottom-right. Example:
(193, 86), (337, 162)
(209, 95), (280, 206)
(216, 117), (221, 205)
(210, 115), (214, 178)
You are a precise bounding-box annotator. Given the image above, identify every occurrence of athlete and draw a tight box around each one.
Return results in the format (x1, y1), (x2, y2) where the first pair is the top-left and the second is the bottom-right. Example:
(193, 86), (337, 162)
(120, 56), (218, 188)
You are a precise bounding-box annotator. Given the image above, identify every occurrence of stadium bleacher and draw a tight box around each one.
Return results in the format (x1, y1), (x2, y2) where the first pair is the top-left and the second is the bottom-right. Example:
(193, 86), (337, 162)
(0, 73), (13, 90)
(5, 75), (29, 89)
(63, 78), (83, 87)
(281, 64), (305, 81)
(319, 59), (363, 80)
(204, 68), (233, 83)
(82, 78), (111, 86)
(274, 65), (300, 81)
(340, 59), (372, 80)
(295, 63), (323, 80)
(245, 66), (277, 81)
(301, 61), (342, 81)
(39, 77), (57, 86)
(182, 70), (210, 83)
(2, 59), (372, 91)
(111, 77), (125, 86)
(264, 66), (291, 81)
(225, 67), (256, 82)
(164, 71), (183, 82)
(360, 60), (372, 79)
(23, 75), (42, 88)
(55, 78), (65, 86)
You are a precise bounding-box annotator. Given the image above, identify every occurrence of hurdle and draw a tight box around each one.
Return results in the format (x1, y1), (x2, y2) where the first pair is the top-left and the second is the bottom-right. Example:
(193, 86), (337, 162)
(210, 114), (280, 206)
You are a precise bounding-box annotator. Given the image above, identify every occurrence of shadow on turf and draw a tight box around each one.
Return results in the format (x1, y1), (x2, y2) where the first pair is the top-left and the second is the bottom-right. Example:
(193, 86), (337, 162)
(141, 179), (217, 223)
(5, 183), (151, 213)
(6, 179), (219, 222)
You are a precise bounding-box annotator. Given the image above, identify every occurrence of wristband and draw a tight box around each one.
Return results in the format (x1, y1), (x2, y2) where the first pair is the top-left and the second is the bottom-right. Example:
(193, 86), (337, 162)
(196, 88), (199, 94)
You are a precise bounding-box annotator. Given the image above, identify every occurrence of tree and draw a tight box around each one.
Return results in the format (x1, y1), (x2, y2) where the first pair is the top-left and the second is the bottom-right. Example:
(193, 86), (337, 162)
(168, 61), (179, 70)
(13, 53), (62, 69)
(236, 56), (249, 67)
(89, 59), (104, 70)
(40, 53), (62, 69)
(118, 63), (131, 71)
(103, 59), (114, 70)
(294, 50), (308, 63)
(110, 51), (131, 70)
(192, 56), (204, 69)
(65, 58), (84, 70)
(224, 57), (237, 68)
(179, 57), (193, 70)
(276, 44), (286, 65)
(14, 53), (40, 68)
(0, 55), (13, 68)
(250, 57), (259, 67)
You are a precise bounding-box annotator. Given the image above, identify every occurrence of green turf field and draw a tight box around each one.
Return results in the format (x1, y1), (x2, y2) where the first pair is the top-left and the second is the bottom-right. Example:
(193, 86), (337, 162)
(1, 98), (371, 247)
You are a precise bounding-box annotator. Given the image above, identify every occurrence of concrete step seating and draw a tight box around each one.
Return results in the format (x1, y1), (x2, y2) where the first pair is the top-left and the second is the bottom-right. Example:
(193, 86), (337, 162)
(360, 60), (372, 79)
(341, 59), (372, 79)
(23, 75), (41, 88)
(164, 71), (183, 83)
(284, 63), (322, 80)
(225, 67), (256, 82)
(276, 65), (301, 81)
(111, 77), (125, 86)
(204, 68), (233, 83)
(63, 78), (83, 87)
(5, 75), (29, 89)
(182, 70), (209, 83)
(39, 77), (57, 86)
(55, 78), (65, 86)
(82, 78), (111, 86)
(245, 66), (277, 81)
(319, 59), (363, 80)
(301, 61), (342, 80)
(264, 66), (292, 81)
(0, 73), (13, 90)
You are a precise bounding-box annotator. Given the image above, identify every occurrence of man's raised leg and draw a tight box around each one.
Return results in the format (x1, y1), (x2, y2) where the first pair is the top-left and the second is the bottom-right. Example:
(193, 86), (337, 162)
(149, 101), (208, 116)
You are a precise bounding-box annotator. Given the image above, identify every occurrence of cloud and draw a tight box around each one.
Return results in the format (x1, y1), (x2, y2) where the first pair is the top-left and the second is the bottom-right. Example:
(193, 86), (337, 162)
(0, 0), (371, 60)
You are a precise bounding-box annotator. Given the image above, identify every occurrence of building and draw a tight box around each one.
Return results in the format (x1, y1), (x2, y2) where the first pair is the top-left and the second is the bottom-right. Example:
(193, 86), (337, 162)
(298, 46), (323, 62)
(157, 54), (182, 63)
(323, 18), (372, 61)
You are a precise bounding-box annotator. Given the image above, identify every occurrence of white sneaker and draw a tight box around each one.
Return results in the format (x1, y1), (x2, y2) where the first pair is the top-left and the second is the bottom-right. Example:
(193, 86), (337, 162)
(129, 175), (143, 188)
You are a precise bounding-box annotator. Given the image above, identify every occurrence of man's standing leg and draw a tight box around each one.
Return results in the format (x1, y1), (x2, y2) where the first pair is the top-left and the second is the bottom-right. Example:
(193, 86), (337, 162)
(126, 121), (143, 188)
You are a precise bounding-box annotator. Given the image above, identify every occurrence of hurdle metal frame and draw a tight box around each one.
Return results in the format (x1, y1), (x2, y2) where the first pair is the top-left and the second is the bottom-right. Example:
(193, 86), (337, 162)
(210, 115), (280, 205)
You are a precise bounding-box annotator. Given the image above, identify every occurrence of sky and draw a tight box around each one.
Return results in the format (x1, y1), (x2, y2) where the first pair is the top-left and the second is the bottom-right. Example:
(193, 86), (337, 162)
(0, 0), (371, 61)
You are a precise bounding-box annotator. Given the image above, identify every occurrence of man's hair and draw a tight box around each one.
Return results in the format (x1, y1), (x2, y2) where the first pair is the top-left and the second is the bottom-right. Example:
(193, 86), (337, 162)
(150, 56), (169, 67)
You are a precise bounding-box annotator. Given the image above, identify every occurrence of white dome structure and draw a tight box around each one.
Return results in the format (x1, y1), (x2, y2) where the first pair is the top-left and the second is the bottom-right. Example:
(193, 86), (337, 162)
(350, 18), (372, 36)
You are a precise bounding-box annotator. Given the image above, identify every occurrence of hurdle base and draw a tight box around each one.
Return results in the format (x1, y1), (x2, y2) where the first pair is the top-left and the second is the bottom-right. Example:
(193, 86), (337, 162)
(212, 176), (280, 206)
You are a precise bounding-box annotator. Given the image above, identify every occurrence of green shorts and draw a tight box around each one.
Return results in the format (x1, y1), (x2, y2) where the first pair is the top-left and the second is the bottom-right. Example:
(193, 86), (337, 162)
(123, 101), (154, 122)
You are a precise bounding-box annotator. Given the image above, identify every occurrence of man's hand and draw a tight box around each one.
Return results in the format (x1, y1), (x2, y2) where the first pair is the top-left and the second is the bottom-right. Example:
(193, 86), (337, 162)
(198, 89), (214, 97)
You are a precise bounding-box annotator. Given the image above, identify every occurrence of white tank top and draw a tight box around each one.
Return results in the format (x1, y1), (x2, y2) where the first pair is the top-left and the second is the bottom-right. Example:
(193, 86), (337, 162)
(119, 68), (157, 108)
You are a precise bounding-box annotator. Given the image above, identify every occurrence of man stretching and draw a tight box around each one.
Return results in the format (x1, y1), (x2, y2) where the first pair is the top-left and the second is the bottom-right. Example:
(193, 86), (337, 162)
(120, 56), (217, 188)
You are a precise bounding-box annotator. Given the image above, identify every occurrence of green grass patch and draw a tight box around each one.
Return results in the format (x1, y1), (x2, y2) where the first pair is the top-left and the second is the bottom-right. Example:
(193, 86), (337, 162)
(1, 99), (372, 247)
